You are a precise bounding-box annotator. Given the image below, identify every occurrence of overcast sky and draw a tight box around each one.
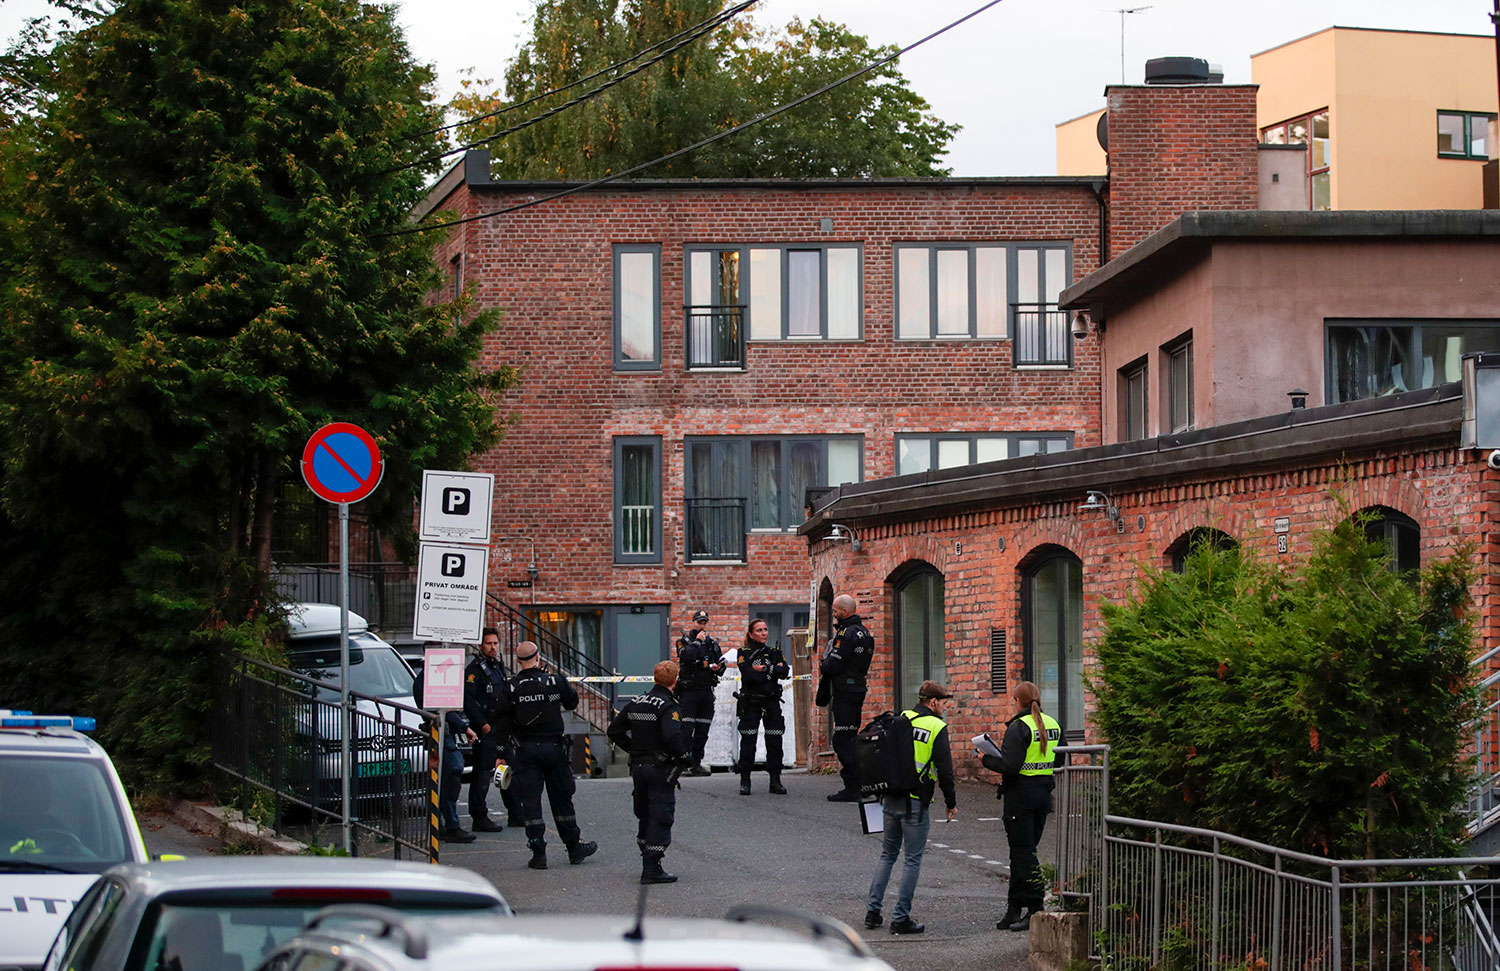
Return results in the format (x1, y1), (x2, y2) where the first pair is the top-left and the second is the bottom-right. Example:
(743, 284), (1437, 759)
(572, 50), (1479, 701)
(1, 0), (1492, 174)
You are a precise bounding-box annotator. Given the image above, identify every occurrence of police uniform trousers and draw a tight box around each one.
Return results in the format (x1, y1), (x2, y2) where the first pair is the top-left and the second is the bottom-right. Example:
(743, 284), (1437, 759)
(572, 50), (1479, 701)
(629, 760), (676, 861)
(511, 736), (581, 848)
(678, 687), (716, 765)
(1003, 783), (1054, 909)
(736, 692), (785, 775)
(829, 690), (866, 792)
(468, 732), (523, 823)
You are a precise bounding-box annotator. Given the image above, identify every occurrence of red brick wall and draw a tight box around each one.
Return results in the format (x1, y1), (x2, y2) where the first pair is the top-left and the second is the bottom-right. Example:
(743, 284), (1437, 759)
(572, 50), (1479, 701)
(1105, 84), (1260, 256)
(809, 445), (1497, 779)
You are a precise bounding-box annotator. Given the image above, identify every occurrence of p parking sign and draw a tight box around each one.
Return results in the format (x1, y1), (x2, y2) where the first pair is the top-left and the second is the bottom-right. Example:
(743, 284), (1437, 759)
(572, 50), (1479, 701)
(414, 543), (489, 644)
(419, 471), (494, 543)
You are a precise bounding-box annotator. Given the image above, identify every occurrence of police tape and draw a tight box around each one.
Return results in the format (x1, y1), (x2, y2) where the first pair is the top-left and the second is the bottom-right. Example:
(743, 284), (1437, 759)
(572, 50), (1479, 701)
(563, 673), (814, 684)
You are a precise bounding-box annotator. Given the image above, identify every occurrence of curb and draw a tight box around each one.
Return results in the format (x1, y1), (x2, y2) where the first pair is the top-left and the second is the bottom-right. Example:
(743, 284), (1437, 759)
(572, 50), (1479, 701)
(171, 801), (307, 855)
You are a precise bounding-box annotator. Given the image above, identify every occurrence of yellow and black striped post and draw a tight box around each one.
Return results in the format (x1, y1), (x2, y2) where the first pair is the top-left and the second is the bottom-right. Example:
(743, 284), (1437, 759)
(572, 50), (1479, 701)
(428, 719), (441, 864)
(583, 734), (595, 777)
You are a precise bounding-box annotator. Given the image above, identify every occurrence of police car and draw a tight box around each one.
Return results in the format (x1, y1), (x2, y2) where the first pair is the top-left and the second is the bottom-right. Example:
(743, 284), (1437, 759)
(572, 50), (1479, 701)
(0, 710), (150, 970)
(254, 905), (897, 971)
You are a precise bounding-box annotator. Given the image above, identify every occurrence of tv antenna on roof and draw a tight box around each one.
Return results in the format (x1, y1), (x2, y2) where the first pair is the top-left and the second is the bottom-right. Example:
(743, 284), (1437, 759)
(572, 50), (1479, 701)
(1107, 6), (1153, 83)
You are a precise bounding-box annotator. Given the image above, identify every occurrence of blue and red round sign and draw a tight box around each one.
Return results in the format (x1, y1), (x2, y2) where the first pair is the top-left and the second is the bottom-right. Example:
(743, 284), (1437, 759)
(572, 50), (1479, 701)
(301, 423), (384, 504)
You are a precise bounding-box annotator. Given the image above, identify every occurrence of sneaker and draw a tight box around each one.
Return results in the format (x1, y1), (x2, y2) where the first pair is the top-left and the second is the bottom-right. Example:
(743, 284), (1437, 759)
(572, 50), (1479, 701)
(826, 789), (858, 802)
(567, 840), (598, 865)
(863, 910), (883, 929)
(889, 918), (925, 935)
(439, 829), (477, 844)
(471, 817), (504, 833)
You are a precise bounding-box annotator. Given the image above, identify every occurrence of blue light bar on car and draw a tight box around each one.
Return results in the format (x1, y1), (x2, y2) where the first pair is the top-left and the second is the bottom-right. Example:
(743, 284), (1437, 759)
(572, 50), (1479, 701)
(0, 711), (96, 731)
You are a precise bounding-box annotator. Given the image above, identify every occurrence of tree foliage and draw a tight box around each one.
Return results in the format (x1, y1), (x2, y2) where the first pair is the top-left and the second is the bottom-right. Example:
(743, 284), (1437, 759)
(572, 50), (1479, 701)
(0, 0), (511, 790)
(1092, 513), (1477, 860)
(449, 0), (959, 179)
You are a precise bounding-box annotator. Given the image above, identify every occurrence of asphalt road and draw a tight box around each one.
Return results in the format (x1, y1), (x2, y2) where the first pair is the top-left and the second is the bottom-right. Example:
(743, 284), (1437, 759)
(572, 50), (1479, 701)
(437, 769), (1034, 971)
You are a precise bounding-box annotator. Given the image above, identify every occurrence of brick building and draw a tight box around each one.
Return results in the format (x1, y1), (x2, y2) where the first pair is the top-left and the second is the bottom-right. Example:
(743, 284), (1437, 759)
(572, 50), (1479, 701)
(413, 80), (1263, 705)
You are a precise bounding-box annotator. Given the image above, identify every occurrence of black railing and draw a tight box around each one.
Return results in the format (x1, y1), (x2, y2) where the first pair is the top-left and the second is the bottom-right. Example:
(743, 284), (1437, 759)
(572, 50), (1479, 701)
(273, 563), (416, 637)
(1013, 303), (1071, 366)
(685, 497), (747, 562)
(485, 594), (616, 735)
(684, 304), (746, 369)
(210, 650), (431, 858)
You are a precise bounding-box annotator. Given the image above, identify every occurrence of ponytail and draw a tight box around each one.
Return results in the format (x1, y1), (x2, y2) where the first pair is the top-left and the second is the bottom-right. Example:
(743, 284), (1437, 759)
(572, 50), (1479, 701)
(1013, 681), (1048, 755)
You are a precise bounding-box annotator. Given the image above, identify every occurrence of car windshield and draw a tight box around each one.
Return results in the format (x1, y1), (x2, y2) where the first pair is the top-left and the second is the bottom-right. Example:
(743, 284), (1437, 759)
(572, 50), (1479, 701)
(0, 755), (132, 871)
(145, 901), (503, 971)
(289, 636), (414, 700)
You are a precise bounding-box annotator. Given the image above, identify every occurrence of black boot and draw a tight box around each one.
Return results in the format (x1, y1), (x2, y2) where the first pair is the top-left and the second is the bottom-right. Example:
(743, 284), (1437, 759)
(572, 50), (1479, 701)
(1005, 905), (1039, 932)
(640, 852), (677, 884)
(889, 917), (925, 935)
(526, 841), (547, 870)
(768, 775), (787, 795)
(996, 904), (1020, 930)
(567, 840), (598, 865)
(739, 774), (751, 796)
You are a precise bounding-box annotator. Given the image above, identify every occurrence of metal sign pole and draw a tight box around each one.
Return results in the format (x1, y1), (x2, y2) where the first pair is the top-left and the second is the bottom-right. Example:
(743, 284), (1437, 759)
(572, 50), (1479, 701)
(339, 501), (352, 856)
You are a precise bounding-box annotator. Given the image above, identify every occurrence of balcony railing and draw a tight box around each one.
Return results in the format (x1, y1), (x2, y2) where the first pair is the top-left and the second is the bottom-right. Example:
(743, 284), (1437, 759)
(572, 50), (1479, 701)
(684, 304), (746, 369)
(620, 504), (654, 556)
(684, 497), (747, 562)
(1013, 302), (1070, 366)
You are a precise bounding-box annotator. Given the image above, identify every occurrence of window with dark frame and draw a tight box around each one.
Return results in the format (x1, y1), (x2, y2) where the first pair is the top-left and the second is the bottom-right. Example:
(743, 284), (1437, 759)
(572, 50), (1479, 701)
(895, 432), (1073, 475)
(894, 564), (945, 708)
(1262, 110), (1330, 210)
(749, 603), (811, 657)
(1437, 111), (1495, 161)
(687, 244), (861, 345)
(613, 245), (661, 371)
(1326, 319), (1500, 404)
(1360, 506), (1420, 577)
(1120, 357), (1148, 440)
(449, 253), (462, 301)
(1165, 334), (1194, 433)
(1167, 527), (1238, 574)
(1023, 548), (1084, 739)
(613, 437), (661, 564)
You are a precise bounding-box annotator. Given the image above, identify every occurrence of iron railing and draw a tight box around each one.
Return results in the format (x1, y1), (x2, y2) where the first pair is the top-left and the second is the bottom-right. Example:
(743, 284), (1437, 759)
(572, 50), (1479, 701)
(684, 497), (747, 562)
(484, 594), (616, 734)
(684, 304), (746, 369)
(620, 504), (655, 556)
(1047, 746), (1500, 970)
(210, 650), (431, 858)
(1465, 643), (1500, 836)
(273, 562), (415, 636)
(1013, 302), (1070, 366)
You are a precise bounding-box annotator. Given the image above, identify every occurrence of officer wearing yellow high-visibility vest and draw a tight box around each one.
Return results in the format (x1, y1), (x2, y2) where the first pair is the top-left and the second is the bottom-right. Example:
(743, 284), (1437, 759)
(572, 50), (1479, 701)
(864, 680), (957, 937)
(982, 680), (1063, 933)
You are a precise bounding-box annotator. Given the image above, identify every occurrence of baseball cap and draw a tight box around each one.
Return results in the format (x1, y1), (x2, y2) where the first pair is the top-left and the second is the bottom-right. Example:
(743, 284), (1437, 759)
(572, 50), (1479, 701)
(693, 610), (709, 623)
(918, 680), (954, 700)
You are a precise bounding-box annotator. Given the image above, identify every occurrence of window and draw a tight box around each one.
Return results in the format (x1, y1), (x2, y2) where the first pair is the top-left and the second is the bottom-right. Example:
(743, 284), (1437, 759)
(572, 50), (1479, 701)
(895, 243), (1072, 365)
(1164, 334), (1193, 433)
(1119, 357), (1148, 440)
(689, 244), (860, 343)
(749, 604), (811, 656)
(1437, 111), (1495, 161)
(684, 248), (745, 368)
(1327, 319), (1500, 403)
(1023, 548), (1084, 738)
(1167, 527), (1237, 574)
(1360, 506), (1420, 576)
(525, 608), (604, 669)
(896, 432), (1072, 475)
(449, 253), (462, 301)
(1262, 110), (1330, 210)
(613, 437), (661, 563)
(684, 436), (862, 561)
(613, 245), (660, 370)
(894, 564), (945, 707)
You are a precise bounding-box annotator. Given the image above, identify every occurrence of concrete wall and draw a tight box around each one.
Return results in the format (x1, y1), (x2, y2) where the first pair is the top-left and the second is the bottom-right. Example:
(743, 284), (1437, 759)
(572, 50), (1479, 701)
(1056, 108), (1107, 176)
(1259, 144), (1310, 210)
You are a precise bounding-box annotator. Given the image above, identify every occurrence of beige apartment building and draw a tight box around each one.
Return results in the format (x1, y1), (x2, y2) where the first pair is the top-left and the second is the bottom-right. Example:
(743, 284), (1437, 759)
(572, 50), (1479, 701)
(1058, 27), (1498, 210)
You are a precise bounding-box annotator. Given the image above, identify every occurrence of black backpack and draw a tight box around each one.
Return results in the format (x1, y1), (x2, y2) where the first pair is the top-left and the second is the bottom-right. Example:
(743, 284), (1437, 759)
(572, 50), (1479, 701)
(855, 711), (920, 798)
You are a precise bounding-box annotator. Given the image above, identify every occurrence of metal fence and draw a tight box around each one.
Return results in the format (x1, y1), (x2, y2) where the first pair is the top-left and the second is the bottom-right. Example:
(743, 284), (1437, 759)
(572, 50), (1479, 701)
(210, 650), (432, 858)
(684, 305), (746, 368)
(1012, 303), (1070, 366)
(484, 594), (617, 735)
(1048, 747), (1500, 970)
(273, 562), (415, 635)
(1466, 643), (1500, 836)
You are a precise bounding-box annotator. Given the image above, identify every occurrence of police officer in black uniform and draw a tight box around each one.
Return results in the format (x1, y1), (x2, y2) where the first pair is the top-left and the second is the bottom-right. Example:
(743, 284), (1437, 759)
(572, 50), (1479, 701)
(463, 627), (523, 831)
(495, 641), (598, 870)
(608, 659), (690, 884)
(820, 594), (873, 801)
(735, 618), (789, 796)
(674, 609), (725, 776)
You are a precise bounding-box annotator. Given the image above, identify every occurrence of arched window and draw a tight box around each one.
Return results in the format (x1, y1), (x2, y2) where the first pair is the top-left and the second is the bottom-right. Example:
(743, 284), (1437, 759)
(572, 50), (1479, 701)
(1022, 547), (1084, 738)
(1359, 506), (1420, 575)
(1166, 527), (1239, 574)
(893, 563), (945, 708)
(817, 578), (835, 646)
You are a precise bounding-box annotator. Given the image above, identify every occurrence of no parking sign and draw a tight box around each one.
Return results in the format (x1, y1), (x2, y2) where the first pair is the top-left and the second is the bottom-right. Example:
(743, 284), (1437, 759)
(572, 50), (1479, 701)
(301, 423), (383, 504)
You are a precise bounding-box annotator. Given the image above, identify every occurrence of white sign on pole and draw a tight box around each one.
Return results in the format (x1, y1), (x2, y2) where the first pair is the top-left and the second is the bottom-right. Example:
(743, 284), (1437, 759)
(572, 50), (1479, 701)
(421, 648), (467, 709)
(414, 543), (489, 644)
(419, 471), (495, 544)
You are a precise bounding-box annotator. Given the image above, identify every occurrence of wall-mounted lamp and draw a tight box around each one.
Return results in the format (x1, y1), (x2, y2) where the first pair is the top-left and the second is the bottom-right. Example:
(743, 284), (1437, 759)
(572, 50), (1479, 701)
(827, 523), (862, 552)
(1078, 490), (1120, 522)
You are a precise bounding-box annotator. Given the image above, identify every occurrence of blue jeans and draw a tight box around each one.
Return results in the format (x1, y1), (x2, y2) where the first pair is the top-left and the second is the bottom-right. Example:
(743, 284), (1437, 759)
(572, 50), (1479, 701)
(866, 796), (931, 922)
(439, 746), (464, 831)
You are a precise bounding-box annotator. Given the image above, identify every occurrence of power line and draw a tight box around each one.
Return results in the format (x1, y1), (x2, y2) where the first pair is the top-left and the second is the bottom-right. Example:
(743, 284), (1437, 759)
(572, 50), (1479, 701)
(420, 0), (759, 141)
(382, 0), (1009, 239)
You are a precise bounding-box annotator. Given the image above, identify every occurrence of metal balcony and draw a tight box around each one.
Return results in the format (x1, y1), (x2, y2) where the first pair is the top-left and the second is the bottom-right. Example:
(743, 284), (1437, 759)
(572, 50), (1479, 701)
(1013, 303), (1071, 366)
(684, 305), (746, 369)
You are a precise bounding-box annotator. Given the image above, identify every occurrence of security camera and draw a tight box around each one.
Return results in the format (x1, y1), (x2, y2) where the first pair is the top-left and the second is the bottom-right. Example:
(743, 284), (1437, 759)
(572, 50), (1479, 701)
(1488, 449), (1500, 471)
(1071, 311), (1090, 340)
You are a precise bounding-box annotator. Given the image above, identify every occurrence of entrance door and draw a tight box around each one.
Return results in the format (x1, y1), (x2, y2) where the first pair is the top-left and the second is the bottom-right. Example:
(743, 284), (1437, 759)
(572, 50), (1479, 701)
(609, 606), (668, 701)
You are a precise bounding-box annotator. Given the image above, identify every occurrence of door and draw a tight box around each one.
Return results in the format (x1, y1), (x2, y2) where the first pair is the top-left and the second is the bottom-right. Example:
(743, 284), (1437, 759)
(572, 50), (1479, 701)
(609, 606), (668, 701)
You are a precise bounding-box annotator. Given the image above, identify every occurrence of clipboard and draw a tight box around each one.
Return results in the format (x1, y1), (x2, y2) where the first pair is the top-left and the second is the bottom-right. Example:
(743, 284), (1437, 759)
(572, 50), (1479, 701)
(972, 732), (1003, 760)
(859, 799), (884, 835)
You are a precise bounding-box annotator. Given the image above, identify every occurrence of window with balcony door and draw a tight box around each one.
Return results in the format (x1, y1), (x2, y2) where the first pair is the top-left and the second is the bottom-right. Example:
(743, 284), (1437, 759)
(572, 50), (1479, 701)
(684, 245), (861, 359)
(895, 432), (1072, 475)
(1262, 110), (1330, 210)
(1326, 319), (1500, 403)
(683, 436), (862, 561)
(613, 437), (661, 564)
(895, 243), (1072, 365)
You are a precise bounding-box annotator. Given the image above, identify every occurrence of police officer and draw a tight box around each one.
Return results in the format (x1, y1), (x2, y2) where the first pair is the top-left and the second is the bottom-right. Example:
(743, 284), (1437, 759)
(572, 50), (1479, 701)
(820, 594), (873, 802)
(608, 660), (690, 885)
(675, 609), (726, 776)
(495, 641), (598, 870)
(463, 627), (523, 832)
(982, 679), (1064, 932)
(735, 618), (789, 796)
